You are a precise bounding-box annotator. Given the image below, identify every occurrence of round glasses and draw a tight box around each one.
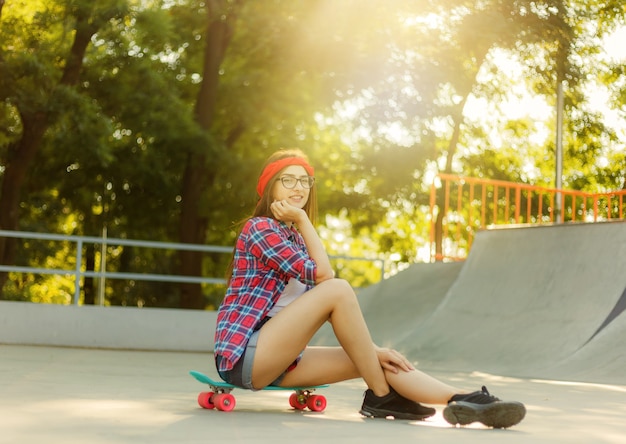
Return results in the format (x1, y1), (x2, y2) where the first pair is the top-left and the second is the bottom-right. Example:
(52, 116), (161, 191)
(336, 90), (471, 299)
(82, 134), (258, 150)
(279, 175), (315, 189)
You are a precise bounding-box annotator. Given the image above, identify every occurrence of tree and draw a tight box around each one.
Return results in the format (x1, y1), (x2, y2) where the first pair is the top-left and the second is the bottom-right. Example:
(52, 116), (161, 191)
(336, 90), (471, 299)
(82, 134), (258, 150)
(0, 0), (128, 293)
(315, 0), (625, 260)
(177, 0), (239, 309)
(174, 0), (409, 307)
(1, 0), (624, 305)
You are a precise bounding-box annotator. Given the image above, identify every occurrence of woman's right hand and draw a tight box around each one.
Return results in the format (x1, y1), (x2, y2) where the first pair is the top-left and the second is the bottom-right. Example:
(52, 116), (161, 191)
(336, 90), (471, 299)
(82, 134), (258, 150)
(270, 200), (307, 224)
(272, 199), (335, 282)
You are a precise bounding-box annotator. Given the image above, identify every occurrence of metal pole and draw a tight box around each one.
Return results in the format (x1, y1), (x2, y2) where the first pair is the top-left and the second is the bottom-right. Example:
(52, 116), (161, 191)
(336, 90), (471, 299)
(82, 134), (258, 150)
(555, 80), (564, 222)
(74, 238), (83, 305)
(98, 226), (107, 306)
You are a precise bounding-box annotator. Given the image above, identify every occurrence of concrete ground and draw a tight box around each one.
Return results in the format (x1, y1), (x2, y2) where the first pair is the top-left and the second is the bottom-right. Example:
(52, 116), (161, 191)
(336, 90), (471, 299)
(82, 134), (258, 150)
(2, 344), (625, 444)
(2, 221), (626, 443)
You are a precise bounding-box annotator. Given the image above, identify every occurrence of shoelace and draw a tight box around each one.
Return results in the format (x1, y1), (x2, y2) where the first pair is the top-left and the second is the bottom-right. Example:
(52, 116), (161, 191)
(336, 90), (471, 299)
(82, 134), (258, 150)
(479, 386), (501, 402)
(450, 386), (502, 404)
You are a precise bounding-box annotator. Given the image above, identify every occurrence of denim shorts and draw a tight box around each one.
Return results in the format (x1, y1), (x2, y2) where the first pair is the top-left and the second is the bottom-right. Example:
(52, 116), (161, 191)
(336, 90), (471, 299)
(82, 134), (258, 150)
(216, 329), (295, 390)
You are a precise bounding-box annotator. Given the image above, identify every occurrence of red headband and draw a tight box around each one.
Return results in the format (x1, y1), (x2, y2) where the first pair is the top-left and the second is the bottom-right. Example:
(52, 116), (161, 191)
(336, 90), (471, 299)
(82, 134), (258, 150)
(256, 157), (315, 197)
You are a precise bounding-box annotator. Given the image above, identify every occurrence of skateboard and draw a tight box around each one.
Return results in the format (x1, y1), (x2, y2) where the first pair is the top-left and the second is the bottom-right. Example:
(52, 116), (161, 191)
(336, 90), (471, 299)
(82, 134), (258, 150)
(189, 370), (329, 412)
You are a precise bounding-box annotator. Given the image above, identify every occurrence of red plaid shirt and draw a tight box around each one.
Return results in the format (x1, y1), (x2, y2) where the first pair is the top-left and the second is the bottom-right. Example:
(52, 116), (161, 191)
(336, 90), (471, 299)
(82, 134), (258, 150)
(214, 217), (317, 372)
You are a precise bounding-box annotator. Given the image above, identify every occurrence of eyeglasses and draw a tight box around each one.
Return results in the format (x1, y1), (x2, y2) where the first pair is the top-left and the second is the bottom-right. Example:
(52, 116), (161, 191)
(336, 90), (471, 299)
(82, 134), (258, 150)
(279, 175), (315, 189)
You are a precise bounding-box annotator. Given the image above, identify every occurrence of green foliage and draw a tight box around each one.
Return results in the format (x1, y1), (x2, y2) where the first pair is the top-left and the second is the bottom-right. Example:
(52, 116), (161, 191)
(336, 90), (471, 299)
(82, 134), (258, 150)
(1, 0), (625, 305)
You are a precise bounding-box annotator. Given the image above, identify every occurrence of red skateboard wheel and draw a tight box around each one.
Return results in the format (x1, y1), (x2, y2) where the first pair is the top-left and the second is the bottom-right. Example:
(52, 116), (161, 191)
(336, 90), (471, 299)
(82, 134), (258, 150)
(307, 394), (327, 412)
(213, 393), (236, 412)
(289, 393), (308, 410)
(197, 391), (215, 409)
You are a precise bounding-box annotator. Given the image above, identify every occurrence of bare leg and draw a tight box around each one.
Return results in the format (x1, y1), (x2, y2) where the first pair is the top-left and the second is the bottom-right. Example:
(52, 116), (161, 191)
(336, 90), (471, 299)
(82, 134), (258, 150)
(277, 346), (460, 405)
(251, 277), (461, 403)
(278, 347), (361, 387)
(252, 278), (389, 396)
(384, 367), (458, 404)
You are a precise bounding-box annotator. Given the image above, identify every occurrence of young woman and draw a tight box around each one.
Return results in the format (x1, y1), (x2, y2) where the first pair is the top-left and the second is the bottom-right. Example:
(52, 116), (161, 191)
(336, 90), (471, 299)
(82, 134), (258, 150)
(214, 149), (526, 428)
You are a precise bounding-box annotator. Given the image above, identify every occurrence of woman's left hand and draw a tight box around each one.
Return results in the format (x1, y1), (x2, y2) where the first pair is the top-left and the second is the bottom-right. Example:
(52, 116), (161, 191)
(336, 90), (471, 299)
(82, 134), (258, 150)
(375, 346), (416, 374)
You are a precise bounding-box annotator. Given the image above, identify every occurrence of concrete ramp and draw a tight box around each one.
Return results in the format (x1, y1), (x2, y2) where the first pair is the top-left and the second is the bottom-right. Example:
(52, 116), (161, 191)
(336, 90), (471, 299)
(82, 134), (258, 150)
(5, 221), (623, 388)
(541, 298), (626, 385)
(311, 262), (463, 347)
(313, 221), (626, 384)
(401, 221), (626, 380)
(359, 262), (464, 347)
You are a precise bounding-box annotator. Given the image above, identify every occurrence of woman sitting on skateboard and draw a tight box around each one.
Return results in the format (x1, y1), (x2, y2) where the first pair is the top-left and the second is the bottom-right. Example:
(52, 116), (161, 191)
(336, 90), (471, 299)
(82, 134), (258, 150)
(214, 149), (525, 428)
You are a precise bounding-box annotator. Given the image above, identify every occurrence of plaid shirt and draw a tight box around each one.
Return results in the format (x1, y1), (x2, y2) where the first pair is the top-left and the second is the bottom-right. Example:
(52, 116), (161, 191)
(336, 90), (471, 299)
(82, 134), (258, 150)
(214, 217), (317, 372)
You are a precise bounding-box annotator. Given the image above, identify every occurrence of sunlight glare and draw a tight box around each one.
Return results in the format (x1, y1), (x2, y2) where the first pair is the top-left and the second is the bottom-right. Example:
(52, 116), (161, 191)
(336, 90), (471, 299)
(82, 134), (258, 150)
(402, 13), (443, 30)
(378, 121), (414, 147)
(604, 26), (626, 61)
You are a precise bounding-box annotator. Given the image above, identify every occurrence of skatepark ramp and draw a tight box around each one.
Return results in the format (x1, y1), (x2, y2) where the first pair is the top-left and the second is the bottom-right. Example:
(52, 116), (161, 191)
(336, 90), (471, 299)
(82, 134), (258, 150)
(331, 221), (626, 385)
(310, 261), (464, 348)
(2, 220), (625, 386)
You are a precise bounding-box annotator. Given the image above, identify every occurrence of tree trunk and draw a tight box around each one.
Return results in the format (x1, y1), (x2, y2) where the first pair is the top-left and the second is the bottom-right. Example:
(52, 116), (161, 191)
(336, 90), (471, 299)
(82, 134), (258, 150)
(83, 243), (96, 305)
(178, 4), (235, 309)
(0, 115), (50, 295)
(433, 39), (489, 260)
(434, 98), (467, 261)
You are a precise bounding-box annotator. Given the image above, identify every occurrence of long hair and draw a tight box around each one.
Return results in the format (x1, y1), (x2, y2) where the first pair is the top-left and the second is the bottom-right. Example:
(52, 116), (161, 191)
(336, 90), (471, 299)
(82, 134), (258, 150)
(225, 149), (318, 283)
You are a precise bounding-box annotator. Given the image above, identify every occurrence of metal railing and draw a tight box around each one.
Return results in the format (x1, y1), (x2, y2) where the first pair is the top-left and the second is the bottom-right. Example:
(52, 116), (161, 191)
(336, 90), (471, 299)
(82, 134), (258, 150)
(429, 174), (626, 261)
(0, 230), (385, 305)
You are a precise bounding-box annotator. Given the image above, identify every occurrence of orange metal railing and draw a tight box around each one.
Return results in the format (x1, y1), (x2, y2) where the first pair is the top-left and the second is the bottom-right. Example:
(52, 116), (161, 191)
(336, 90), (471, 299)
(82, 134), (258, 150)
(429, 174), (626, 261)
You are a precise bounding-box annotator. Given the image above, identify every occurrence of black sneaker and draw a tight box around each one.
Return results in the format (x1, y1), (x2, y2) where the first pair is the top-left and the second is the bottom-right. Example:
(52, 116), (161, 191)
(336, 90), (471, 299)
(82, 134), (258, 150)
(443, 386), (526, 429)
(359, 387), (436, 420)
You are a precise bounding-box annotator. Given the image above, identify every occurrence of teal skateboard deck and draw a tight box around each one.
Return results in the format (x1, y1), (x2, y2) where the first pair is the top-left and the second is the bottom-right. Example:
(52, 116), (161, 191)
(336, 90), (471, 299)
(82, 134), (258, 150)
(189, 370), (328, 412)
